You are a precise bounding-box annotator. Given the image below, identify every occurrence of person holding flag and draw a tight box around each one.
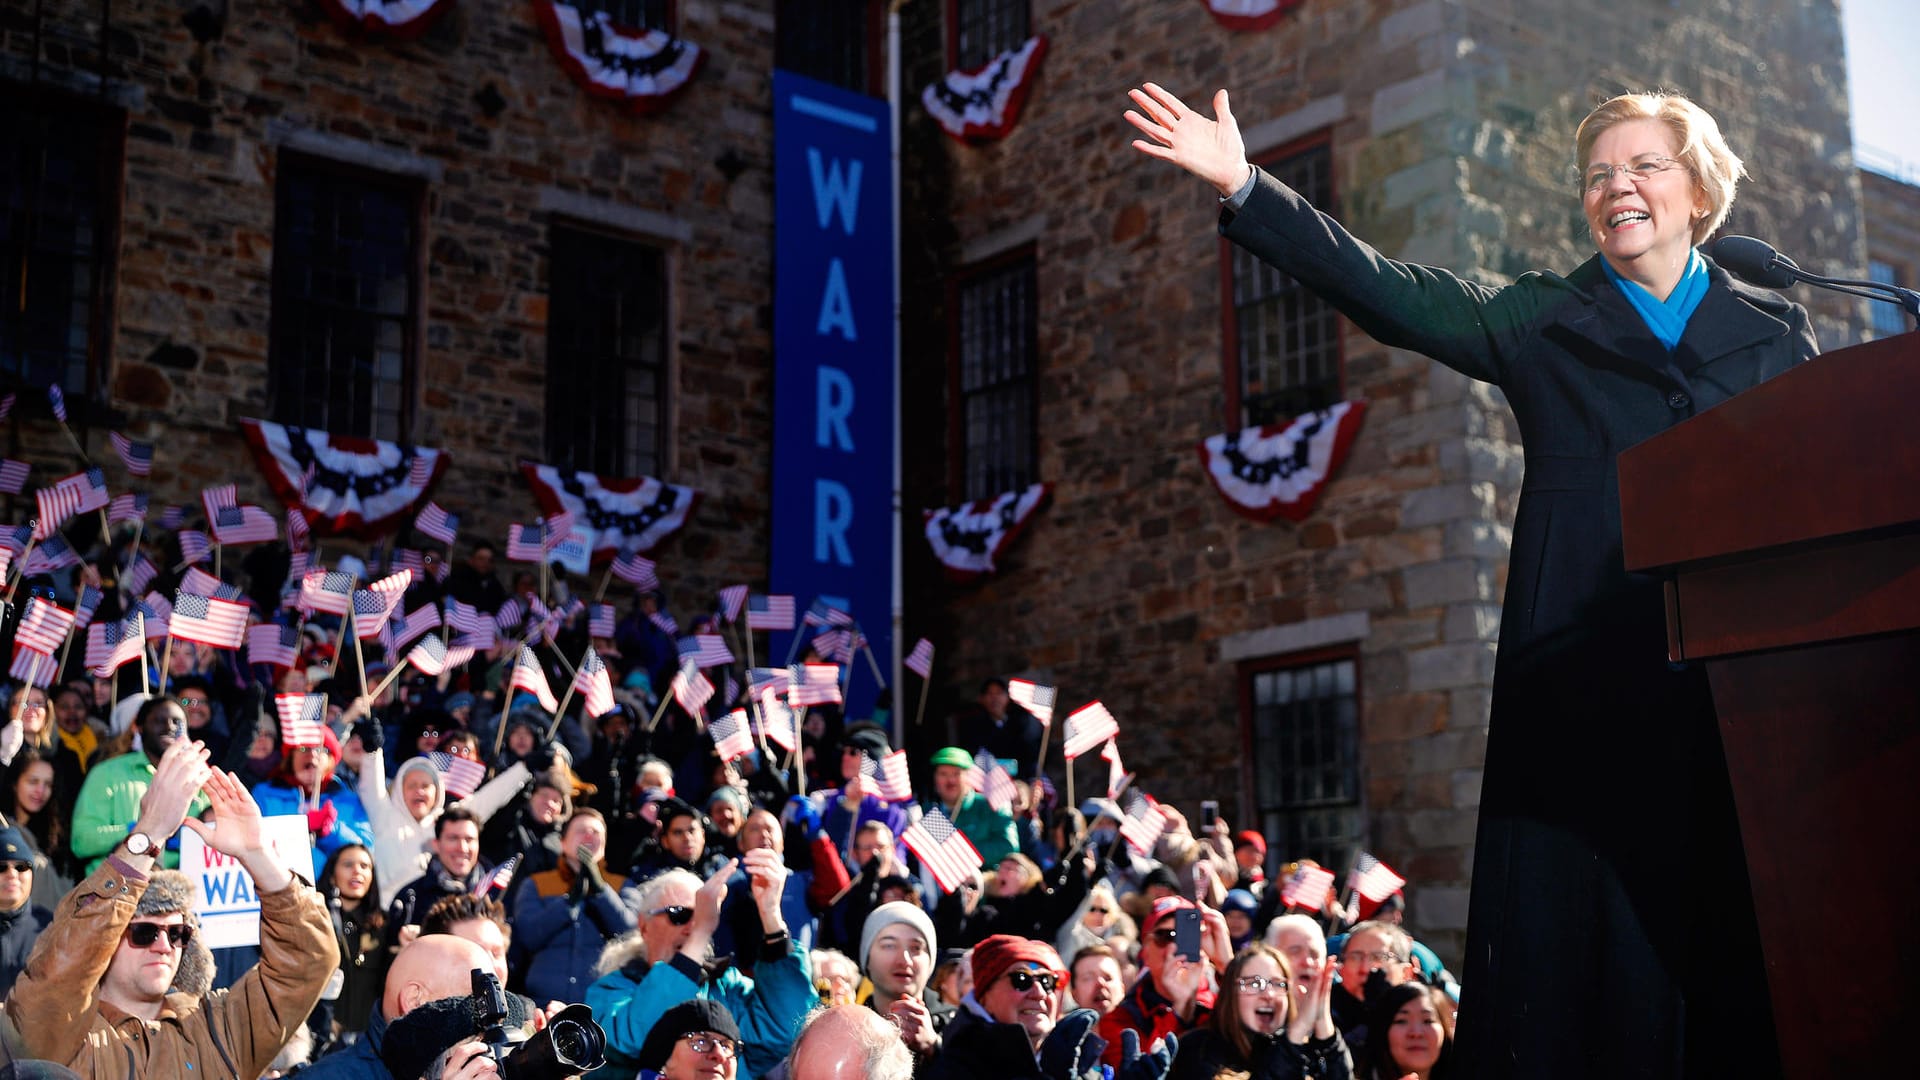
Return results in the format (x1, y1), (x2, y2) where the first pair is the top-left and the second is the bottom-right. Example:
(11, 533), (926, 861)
(928, 746), (1020, 868)
(249, 705), (375, 882)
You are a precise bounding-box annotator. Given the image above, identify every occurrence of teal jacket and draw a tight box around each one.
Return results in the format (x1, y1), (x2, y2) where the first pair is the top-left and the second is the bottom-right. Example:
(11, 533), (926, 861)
(585, 941), (817, 1080)
(936, 792), (1020, 868)
(70, 752), (210, 872)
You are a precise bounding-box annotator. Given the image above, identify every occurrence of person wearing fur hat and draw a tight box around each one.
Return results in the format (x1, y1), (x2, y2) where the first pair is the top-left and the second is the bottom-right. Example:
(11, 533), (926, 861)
(250, 725), (375, 882)
(858, 901), (954, 1065)
(0, 823), (52, 996)
(6, 739), (337, 1078)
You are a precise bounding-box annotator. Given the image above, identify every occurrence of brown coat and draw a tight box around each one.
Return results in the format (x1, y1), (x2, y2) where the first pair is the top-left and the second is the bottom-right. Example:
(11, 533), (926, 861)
(6, 855), (338, 1080)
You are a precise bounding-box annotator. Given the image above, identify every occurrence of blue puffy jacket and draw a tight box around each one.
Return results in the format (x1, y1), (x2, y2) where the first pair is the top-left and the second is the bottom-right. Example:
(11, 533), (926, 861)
(251, 777), (375, 881)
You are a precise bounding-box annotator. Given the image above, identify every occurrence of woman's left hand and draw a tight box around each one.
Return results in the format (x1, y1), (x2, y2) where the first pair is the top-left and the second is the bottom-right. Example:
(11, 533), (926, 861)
(1287, 961), (1336, 1044)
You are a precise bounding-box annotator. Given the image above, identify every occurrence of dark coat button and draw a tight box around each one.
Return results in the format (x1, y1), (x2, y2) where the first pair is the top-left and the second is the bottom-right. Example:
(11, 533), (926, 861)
(1668, 391), (1691, 409)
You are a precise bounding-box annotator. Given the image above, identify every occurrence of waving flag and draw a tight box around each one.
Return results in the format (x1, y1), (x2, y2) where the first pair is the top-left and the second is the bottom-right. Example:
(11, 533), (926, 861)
(677, 634), (734, 669)
(1062, 701), (1118, 759)
(1101, 739), (1127, 799)
(745, 593), (794, 632)
(137, 594), (172, 639)
(0, 461), (27, 495)
(248, 623), (301, 669)
(862, 749), (914, 802)
(414, 502), (459, 546)
(9, 648), (58, 688)
(810, 628), (852, 664)
(35, 468), (110, 538)
(1119, 793), (1169, 856)
(504, 523), (543, 563)
(670, 663), (713, 718)
(541, 511), (575, 551)
(389, 604), (441, 652)
(351, 590), (394, 639)
(573, 648), (616, 719)
(110, 432), (154, 477)
(494, 596), (526, 632)
(708, 709), (756, 762)
(211, 503), (279, 546)
(72, 585), (103, 629)
(300, 569), (355, 616)
(1280, 864), (1337, 913)
(108, 493), (149, 525)
(611, 553), (659, 589)
(23, 536), (79, 576)
(176, 530), (213, 566)
(427, 751), (487, 800)
(787, 664), (842, 707)
(14, 598), (76, 655)
(507, 647), (559, 712)
(748, 667), (792, 699)
(87, 615), (147, 676)
(123, 554), (158, 595)
(647, 610), (678, 636)
(158, 505), (187, 529)
(275, 693), (328, 748)
(802, 599), (853, 628)
(588, 603), (616, 639)
(973, 750), (1016, 812)
(714, 585), (749, 623)
(1349, 853), (1406, 917)
(902, 807), (983, 894)
(46, 384), (66, 423)
(473, 854), (520, 899)
(1008, 679), (1056, 725)
(904, 638), (935, 679)
(171, 592), (248, 650)
(757, 691), (799, 752)
(180, 567), (223, 598)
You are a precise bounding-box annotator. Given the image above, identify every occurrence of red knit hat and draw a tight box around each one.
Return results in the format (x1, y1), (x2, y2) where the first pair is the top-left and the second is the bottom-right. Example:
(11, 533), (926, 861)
(970, 934), (1065, 994)
(1233, 829), (1267, 853)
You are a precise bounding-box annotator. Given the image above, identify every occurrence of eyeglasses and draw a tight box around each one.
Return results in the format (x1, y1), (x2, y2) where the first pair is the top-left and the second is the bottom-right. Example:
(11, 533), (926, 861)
(0, 861), (31, 875)
(648, 905), (694, 926)
(1582, 153), (1688, 192)
(127, 922), (192, 950)
(1235, 975), (1288, 994)
(1345, 950), (1404, 966)
(418, 729), (442, 740)
(679, 1033), (736, 1057)
(1002, 969), (1059, 994)
(177, 697), (210, 707)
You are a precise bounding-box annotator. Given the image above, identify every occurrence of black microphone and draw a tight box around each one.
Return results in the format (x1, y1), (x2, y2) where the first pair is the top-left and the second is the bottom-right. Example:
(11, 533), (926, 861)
(1709, 235), (1920, 325)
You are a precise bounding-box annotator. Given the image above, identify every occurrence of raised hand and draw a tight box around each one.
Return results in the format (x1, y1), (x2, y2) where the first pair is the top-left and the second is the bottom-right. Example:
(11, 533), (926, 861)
(742, 847), (789, 931)
(1124, 83), (1252, 197)
(890, 994), (939, 1055)
(182, 767), (292, 893)
(134, 739), (213, 843)
(693, 857), (737, 931)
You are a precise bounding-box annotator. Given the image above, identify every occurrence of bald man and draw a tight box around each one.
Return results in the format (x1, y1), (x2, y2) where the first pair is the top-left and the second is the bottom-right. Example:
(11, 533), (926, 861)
(301, 934), (495, 1078)
(788, 1004), (913, 1080)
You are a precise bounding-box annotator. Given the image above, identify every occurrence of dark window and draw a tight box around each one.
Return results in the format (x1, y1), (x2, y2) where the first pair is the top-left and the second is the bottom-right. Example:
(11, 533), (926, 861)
(953, 253), (1037, 501)
(576, 0), (673, 31)
(0, 91), (122, 402)
(952, 0), (1030, 70)
(777, 0), (873, 95)
(1868, 259), (1909, 336)
(545, 223), (668, 478)
(1243, 649), (1363, 874)
(268, 155), (420, 441)
(1225, 139), (1341, 427)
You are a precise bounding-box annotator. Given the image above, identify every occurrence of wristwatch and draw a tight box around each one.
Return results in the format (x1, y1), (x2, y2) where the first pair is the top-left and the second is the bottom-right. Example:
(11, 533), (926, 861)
(123, 831), (160, 857)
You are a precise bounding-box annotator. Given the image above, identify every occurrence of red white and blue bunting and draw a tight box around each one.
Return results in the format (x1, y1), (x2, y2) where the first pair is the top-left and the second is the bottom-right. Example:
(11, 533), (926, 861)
(921, 35), (1048, 143)
(534, 0), (705, 115)
(1199, 0), (1304, 32)
(239, 418), (449, 540)
(314, 0), (455, 39)
(520, 462), (700, 561)
(1197, 402), (1367, 523)
(922, 482), (1050, 582)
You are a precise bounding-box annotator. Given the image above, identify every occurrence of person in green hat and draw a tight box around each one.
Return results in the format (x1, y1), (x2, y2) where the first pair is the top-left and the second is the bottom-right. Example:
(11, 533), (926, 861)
(926, 747), (1019, 868)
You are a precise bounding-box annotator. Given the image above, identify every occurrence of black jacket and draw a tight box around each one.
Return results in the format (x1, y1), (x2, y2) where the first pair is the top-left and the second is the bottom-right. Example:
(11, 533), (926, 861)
(0, 901), (51, 996)
(1169, 1027), (1352, 1080)
(1223, 170), (1813, 1080)
(923, 1004), (1047, 1080)
(382, 859), (487, 953)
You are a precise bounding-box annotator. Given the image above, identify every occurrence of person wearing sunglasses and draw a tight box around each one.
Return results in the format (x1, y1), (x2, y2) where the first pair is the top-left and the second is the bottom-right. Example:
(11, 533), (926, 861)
(1098, 896), (1232, 1070)
(0, 822), (51, 997)
(1168, 944), (1349, 1080)
(924, 934), (1068, 1079)
(6, 739), (337, 1079)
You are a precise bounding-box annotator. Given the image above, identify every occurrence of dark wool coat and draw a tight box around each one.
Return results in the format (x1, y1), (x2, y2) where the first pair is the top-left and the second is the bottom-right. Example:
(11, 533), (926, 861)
(1222, 168), (1817, 1080)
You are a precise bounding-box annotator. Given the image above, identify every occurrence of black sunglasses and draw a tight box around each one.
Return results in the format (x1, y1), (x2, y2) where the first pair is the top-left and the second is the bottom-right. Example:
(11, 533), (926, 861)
(0, 861), (30, 874)
(1003, 969), (1059, 994)
(127, 922), (192, 949)
(648, 905), (694, 926)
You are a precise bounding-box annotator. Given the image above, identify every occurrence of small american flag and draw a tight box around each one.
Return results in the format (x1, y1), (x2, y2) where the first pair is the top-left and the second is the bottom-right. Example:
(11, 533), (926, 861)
(108, 493), (149, 525)
(275, 693), (328, 747)
(428, 751), (487, 800)
(124, 554), (158, 595)
(671, 663), (713, 718)
(904, 638), (935, 679)
(72, 585), (102, 629)
(862, 749), (914, 802)
(473, 855), (520, 899)
(351, 590), (394, 639)
(1349, 853), (1406, 903)
(508, 646), (558, 712)
(0, 523), (28, 557)
(414, 502), (459, 546)
(505, 523), (544, 563)
(1119, 793), (1169, 856)
(811, 628), (852, 664)
(213, 504), (278, 545)
(285, 509), (311, 552)
(495, 597), (526, 631)
(802, 598), (853, 627)
(589, 603), (616, 638)
(201, 483), (238, 517)
(716, 585), (749, 623)
(35, 468), (108, 538)
(573, 647), (616, 718)
(0, 460), (27, 495)
(177, 530), (213, 566)
(389, 603), (441, 652)
(159, 504), (187, 530)
(973, 750), (1016, 812)
(138, 594), (172, 638)
(9, 647), (58, 688)
(23, 536), (79, 576)
(758, 691), (799, 751)
(46, 384), (66, 423)
(902, 807), (984, 894)
(86, 615), (146, 676)
(611, 553), (659, 589)
(745, 593), (795, 631)
(300, 569), (355, 616)
(0, 393), (13, 421)
(1280, 864), (1336, 912)
(180, 566), (223, 598)
(443, 598), (489, 636)
(391, 548), (424, 575)
(648, 610), (678, 636)
(14, 598), (76, 655)
(403, 634), (451, 676)
(540, 511), (574, 550)
(709, 709), (756, 762)
(748, 667), (791, 699)
(1008, 679), (1057, 726)
(247, 622), (301, 669)
(787, 663), (843, 707)
(408, 453), (434, 489)
(1062, 701), (1119, 759)
(677, 634), (735, 669)
(1101, 739), (1126, 799)
(67, 467), (108, 513)
(109, 433), (154, 477)
(170, 591), (249, 650)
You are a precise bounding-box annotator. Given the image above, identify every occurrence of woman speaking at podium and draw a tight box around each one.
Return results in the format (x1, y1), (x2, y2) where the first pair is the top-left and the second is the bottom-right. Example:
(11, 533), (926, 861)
(1125, 84), (1814, 1080)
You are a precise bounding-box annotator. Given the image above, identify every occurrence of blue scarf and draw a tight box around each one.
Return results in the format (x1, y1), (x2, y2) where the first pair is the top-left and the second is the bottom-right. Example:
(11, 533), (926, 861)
(1603, 249), (1708, 352)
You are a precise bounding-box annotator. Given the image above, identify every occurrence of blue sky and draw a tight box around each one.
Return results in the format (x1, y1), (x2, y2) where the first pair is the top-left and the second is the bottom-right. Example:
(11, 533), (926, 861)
(1844, 0), (1920, 179)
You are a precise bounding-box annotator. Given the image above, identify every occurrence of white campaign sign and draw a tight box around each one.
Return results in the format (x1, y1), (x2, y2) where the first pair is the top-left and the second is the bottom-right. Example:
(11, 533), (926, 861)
(181, 814), (313, 950)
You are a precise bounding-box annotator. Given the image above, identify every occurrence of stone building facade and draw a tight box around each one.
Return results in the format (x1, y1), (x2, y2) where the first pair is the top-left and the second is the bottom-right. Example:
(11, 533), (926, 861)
(1861, 168), (1920, 338)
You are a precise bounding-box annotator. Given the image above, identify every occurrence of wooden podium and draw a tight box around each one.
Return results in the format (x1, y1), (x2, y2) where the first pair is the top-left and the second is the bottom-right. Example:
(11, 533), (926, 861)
(1618, 334), (1920, 1077)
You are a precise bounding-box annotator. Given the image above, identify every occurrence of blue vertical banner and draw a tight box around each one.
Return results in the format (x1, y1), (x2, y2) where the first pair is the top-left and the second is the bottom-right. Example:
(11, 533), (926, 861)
(770, 70), (895, 725)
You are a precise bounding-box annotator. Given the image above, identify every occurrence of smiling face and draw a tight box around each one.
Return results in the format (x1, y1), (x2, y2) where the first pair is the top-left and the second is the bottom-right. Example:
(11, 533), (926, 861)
(980, 962), (1061, 1048)
(14, 759), (53, 815)
(1583, 118), (1704, 290)
(432, 820), (480, 878)
(401, 769), (440, 821)
(1387, 991), (1447, 1073)
(332, 846), (373, 901)
(16, 690), (48, 738)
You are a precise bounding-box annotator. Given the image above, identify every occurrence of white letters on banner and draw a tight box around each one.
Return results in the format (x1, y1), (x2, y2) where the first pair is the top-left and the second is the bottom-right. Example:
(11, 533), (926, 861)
(182, 814), (313, 950)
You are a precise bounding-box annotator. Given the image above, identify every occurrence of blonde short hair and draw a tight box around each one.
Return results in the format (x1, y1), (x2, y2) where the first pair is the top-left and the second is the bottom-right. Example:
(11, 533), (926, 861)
(1575, 91), (1746, 245)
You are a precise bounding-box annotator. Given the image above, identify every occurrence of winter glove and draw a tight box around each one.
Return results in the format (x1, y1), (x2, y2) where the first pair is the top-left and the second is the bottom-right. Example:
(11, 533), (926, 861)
(781, 795), (822, 837)
(353, 719), (383, 753)
(525, 741), (557, 773)
(1115, 1028), (1176, 1080)
(578, 846), (607, 893)
(1037, 1008), (1109, 1080)
(306, 802), (339, 839)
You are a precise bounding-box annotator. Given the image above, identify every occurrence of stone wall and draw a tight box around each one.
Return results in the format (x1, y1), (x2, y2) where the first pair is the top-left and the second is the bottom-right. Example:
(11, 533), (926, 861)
(1861, 169), (1920, 335)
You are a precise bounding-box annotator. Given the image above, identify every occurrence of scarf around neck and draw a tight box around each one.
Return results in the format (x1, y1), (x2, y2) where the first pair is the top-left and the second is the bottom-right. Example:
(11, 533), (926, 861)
(1603, 248), (1708, 351)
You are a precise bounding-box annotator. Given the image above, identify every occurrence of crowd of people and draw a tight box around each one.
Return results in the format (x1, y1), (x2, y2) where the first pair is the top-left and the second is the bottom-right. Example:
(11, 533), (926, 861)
(0, 535), (1459, 1080)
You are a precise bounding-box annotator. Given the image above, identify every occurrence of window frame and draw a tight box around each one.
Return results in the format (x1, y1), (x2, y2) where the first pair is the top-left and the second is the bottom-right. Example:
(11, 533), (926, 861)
(1236, 642), (1366, 877)
(943, 0), (1032, 72)
(1867, 258), (1910, 336)
(580, 0), (676, 34)
(0, 84), (127, 414)
(775, 0), (882, 96)
(1219, 131), (1344, 430)
(265, 149), (426, 443)
(542, 217), (672, 479)
(945, 244), (1040, 502)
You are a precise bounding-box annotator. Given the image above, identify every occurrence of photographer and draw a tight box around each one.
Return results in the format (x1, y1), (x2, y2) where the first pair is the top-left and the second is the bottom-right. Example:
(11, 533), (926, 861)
(302, 934), (498, 1079)
(6, 739), (337, 1077)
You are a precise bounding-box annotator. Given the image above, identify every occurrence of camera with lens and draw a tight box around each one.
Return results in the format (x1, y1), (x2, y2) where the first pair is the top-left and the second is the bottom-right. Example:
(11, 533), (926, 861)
(472, 969), (607, 1080)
